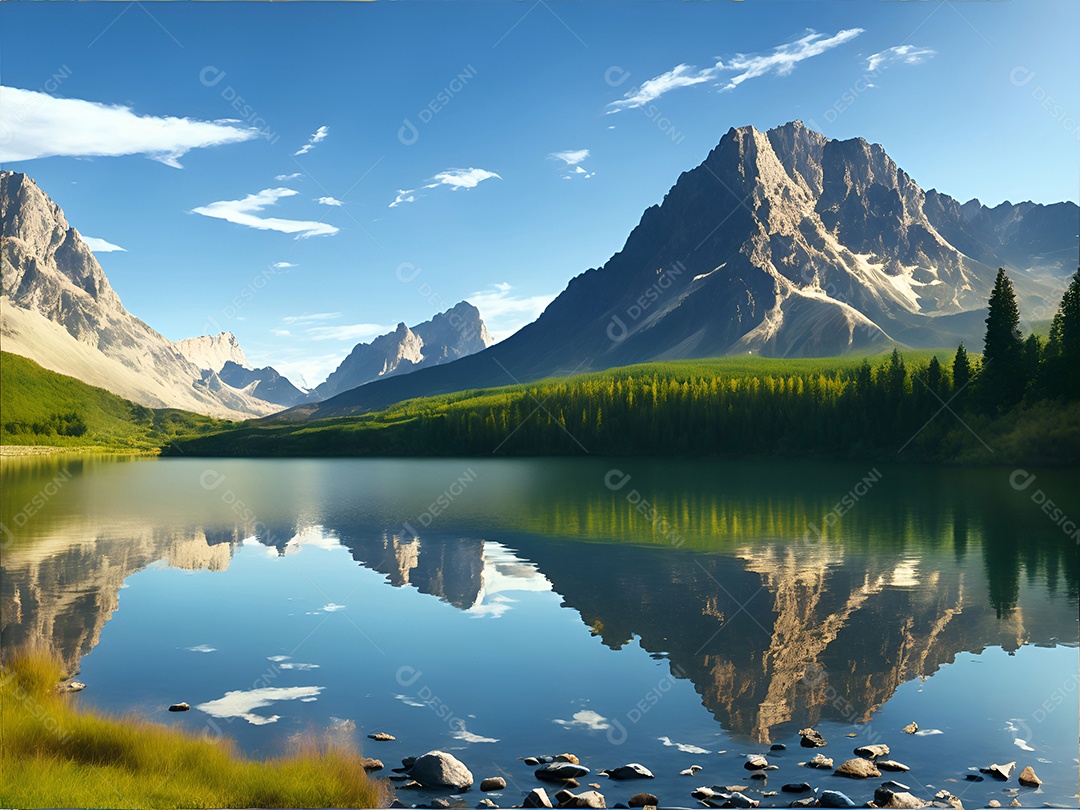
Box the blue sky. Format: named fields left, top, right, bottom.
left=2, top=1, right=1077, bottom=386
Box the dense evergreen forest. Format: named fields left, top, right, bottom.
left=171, top=269, right=1080, bottom=464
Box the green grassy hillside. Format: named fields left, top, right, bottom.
left=1, top=352, right=234, bottom=452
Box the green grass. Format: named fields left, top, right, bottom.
left=0, top=352, right=234, bottom=453
left=0, top=649, right=391, bottom=809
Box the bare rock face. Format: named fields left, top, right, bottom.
left=0, top=171, right=277, bottom=418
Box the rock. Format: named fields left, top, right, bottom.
left=798, top=728, right=827, bottom=748
left=770, top=743, right=787, bottom=751
left=680, top=765, right=703, bottom=776
left=603, top=764, right=654, bottom=780
left=478, top=800, right=498, bottom=809
left=834, top=758, right=881, bottom=779
left=167, top=702, right=190, bottom=712
left=963, top=774, right=983, bottom=782
left=877, top=790, right=928, bottom=809
left=410, top=751, right=474, bottom=791
left=588, top=784, right=601, bottom=790
left=390, top=801, right=408, bottom=809
left=431, top=799, right=452, bottom=809
left=360, top=757, right=384, bottom=772
left=882, top=782, right=911, bottom=792
left=627, top=794, right=658, bottom=807
left=853, top=744, right=890, bottom=758
left=743, top=755, right=769, bottom=770
left=721, top=786, right=747, bottom=793
left=539, top=756, right=556, bottom=764
left=806, top=753, right=833, bottom=769
left=1009, top=801, right=1021, bottom=808
left=691, top=787, right=716, bottom=800
left=369, top=732, right=396, bottom=741
left=933, top=790, right=963, bottom=809
left=523, top=788, right=554, bottom=809
left=536, top=763, right=590, bottom=782
left=878, top=760, right=910, bottom=772
left=748, top=772, right=768, bottom=781
left=790, top=799, right=817, bottom=808
left=402, top=781, right=423, bottom=789
left=524, top=758, right=541, bottom=767
left=985, top=762, right=1016, bottom=781
left=902, top=722, right=918, bottom=735
left=555, top=754, right=581, bottom=764
left=58, top=680, right=86, bottom=693
left=481, top=777, right=506, bottom=792
left=564, top=780, right=580, bottom=789
left=987, top=802, right=1001, bottom=808
left=403, top=757, right=418, bottom=769
left=780, top=783, right=811, bottom=793
left=560, top=790, right=606, bottom=809
left=1018, top=766, right=1041, bottom=787
left=726, top=792, right=758, bottom=808
left=554, top=790, right=576, bottom=806
left=817, top=790, right=857, bottom=808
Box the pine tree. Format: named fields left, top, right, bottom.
left=953, top=343, right=972, bottom=397
left=1044, top=268, right=1080, bottom=399
left=981, top=268, right=1026, bottom=410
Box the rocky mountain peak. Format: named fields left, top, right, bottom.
left=174, top=331, right=249, bottom=373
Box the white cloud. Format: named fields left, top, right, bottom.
left=550, top=149, right=594, bottom=180
left=553, top=710, right=611, bottom=731
left=81, top=235, right=126, bottom=253
left=866, top=45, right=937, bottom=73
left=196, top=686, right=322, bottom=725
left=0, top=86, right=258, bottom=167
left=272, top=261, right=297, bottom=268
left=425, top=167, right=501, bottom=190
left=608, top=28, right=864, bottom=111
left=316, top=196, right=344, bottom=206
left=389, top=189, right=417, bottom=208
left=294, top=125, right=329, bottom=156
left=304, top=323, right=393, bottom=342
left=271, top=328, right=292, bottom=337
left=467, top=283, right=556, bottom=343
left=192, top=187, right=339, bottom=238
left=276, top=172, right=303, bottom=181
left=283, top=312, right=342, bottom=325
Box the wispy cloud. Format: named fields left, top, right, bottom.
left=866, top=44, right=937, bottom=73
left=283, top=312, right=342, bottom=325
left=467, top=282, right=555, bottom=343
left=0, top=86, right=257, bottom=167
left=293, top=125, right=328, bottom=156
left=276, top=172, right=303, bottom=181
left=272, top=261, right=297, bottom=269
left=550, top=149, right=594, bottom=180
left=390, top=168, right=501, bottom=207
left=192, top=188, right=339, bottom=238
left=316, top=196, right=344, bottom=206
left=608, top=28, right=864, bottom=112
left=81, top=235, right=126, bottom=253
left=304, top=323, right=393, bottom=342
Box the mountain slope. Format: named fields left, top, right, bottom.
left=176, top=331, right=307, bottom=408
left=313, top=301, right=492, bottom=400
left=0, top=172, right=277, bottom=419
left=174, top=332, right=248, bottom=374
left=282, top=121, right=1077, bottom=420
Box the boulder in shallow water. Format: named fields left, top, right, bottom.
left=480, top=777, right=505, bottom=792
left=560, top=790, right=606, bottom=809
left=360, top=757, right=384, bottom=772
left=805, top=753, right=833, bottom=769
left=818, top=790, right=857, bottom=808
left=902, top=722, right=918, bottom=734
left=523, top=788, right=553, bottom=808
left=798, top=728, right=827, bottom=748
left=1018, top=766, right=1041, bottom=787
left=603, top=764, right=654, bottom=780
left=410, top=750, right=474, bottom=790
left=853, top=743, right=890, bottom=759
left=627, top=794, right=657, bottom=807
left=835, top=757, right=880, bottom=779
left=984, top=762, right=1016, bottom=781
left=743, top=755, right=768, bottom=771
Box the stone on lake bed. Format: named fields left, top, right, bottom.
left=798, top=728, right=827, bottom=748
left=835, top=758, right=881, bottom=778
left=781, top=783, right=811, bottom=793
left=818, top=790, right=857, bottom=808
left=167, top=702, right=190, bottom=712
left=523, top=788, right=554, bottom=808
left=369, top=732, right=396, bottom=741
left=806, top=753, right=833, bottom=769
left=627, top=794, right=658, bottom=807
left=410, top=751, right=474, bottom=790
left=769, top=743, right=786, bottom=751
left=902, top=722, right=918, bottom=734
left=603, top=764, right=654, bottom=780
left=1018, top=766, right=1041, bottom=787
left=853, top=743, right=890, bottom=758
left=480, top=777, right=506, bottom=792
left=878, top=760, right=911, bottom=772
left=536, top=763, right=590, bottom=782
left=743, top=755, right=768, bottom=770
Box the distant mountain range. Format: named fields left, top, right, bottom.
left=282, top=121, right=1078, bottom=420
left=0, top=171, right=493, bottom=417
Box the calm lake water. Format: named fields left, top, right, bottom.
left=2, top=455, right=1078, bottom=808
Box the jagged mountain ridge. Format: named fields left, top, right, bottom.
left=174, top=332, right=249, bottom=375
left=0, top=172, right=277, bottom=419
left=313, top=301, right=493, bottom=400
left=175, top=331, right=307, bottom=408
left=285, top=121, right=1077, bottom=420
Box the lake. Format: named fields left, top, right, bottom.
left=2, top=455, right=1077, bottom=808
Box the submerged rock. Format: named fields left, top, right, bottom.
left=780, top=783, right=811, bottom=793
left=410, top=751, right=474, bottom=790
left=798, top=728, right=827, bottom=748
left=167, top=702, right=190, bottom=712
left=1018, top=766, right=1041, bottom=787
left=555, top=754, right=580, bottom=764
left=627, top=794, right=657, bottom=807
left=537, top=763, right=590, bottom=782
left=835, top=757, right=881, bottom=778
left=480, top=777, right=506, bottom=792
left=818, top=790, right=857, bottom=808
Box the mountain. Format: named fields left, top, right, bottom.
left=312, top=301, right=493, bottom=400
left=176, top=331, right=307, bottom=408
left=174, top=332, right=249, bottom=375
left=283, top=121, right=1078, bottom=420
left=0, top=172, right=276, bottom=419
